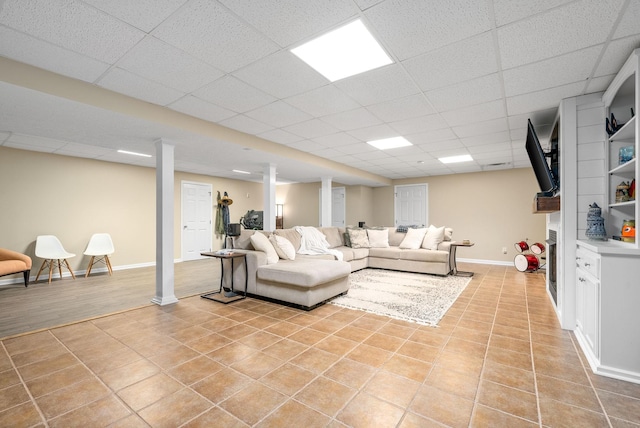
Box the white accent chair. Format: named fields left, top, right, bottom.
left=84, top=233, right=114, bottom=277
left=35, top=235, right=76, bottom=283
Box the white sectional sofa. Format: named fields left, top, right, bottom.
left=228, top=225, right=454, bottom=310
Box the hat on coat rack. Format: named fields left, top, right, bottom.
left=221, top=192, right=233, bottom=205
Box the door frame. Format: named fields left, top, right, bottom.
left=394, top=183, right=428, bottom=227
left=181, top=180, right=212, bottom=261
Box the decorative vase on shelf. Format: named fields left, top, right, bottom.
left=585, top=203, right=607, bottom=241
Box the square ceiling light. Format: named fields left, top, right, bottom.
left=439, top=154, right=473, bottom=164
left=367, top=136, right=412, bottom=150
left=291, top=19, right=393, bottom=82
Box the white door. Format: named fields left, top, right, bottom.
left=332, top=187, right=346, bottom=227
left=319, top=187, right=346, bottom=227
left=182, top=182, right=212, bottom=261
left=394, top=184, right=428, bottom=227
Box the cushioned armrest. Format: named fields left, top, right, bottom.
left=0, top=248, right=32, bottom=268
left=437, top=241, right=452, bottom=252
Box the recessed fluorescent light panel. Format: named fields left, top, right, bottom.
left=232, top=169, right=251, bottom=174
left=367, top=136, right=412, bottom=150
left=291, top=19, right=393, bottom=82
left=117, top=149, right=152, bottom=158
left=439, top=154, right=473, bottom=164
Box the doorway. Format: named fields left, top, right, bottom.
left=181, top=181, right=212, bottom=261
left=318, top=187, right=346, bottom=227
left=394, top=184, right=428, bottom=227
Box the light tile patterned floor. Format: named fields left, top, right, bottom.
left=1, top=264, right=640, bottom=427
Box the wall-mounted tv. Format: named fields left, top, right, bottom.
left=526, top=119, right=558, bottom=197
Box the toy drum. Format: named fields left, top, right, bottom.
left=530, top=242, right=546, bottom=254
left=514, top=241, right=529, bottom=253
left=514, top=254, right=539, bottom=272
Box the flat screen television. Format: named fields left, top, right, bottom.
left=526, top=119, right=558, bottom=196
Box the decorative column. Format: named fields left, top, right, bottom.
left=152, top=139, right=178, bottom=306
left=263, top=164, right=277, bottom=231
left=321, top=176, right=332, bottom=227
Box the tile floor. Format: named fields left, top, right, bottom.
left=1, top=264, right=640, bottom=427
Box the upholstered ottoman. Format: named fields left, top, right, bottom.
left=255, top=260, right=351, bottom=310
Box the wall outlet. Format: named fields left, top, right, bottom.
left=502, top=247, right=507, bottom=254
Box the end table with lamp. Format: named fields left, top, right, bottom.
left=449, top=241, right=474, bottom=277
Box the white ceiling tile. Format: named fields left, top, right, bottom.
left=284, top=119, right=339, bottom=139
left=0, top=27, right=110, bottom=83
left=311, top=133, right=360, bottom=147
left=466, top=142, right=512, bottom=154
left=354, top=0, right=385, bottom=10
left=406, top=128, right=458, bottom=145
left=404, top=33, right=498, bottom=92
left=452, top=118, right=509, bottom=138
left=321, top=108, right=382, bottom=131
left=497, top=0, right=624, bottom=69
left=364, top=0, right=491, bottom=60
left=152, top=0, right=279, bottom=72
left=0, top=0, right=145, bottom=63
left=367, top=94, right=435, bottom=122
left=503, top=46, right=601, bottom=97
left=219, top=0, right=359, bottom=47
left=0, top=132, right=10, bottom=144
left=415, top=139, right=464, bottom=153
left=286, top=139, right=321, bottom=152
left=116, top=36, right=224, bottom=93
left=614, top=0, right=640, bottom=39
left=426, top=74, right=502, bottom=111
left=309, top=147, right=346, bottom=159
left=460, top=131, right=511, bottom=147
left=506, top=81, right=586, bottom=116
left=219, top=114, right=274, bottom=135
left=245, top=101, right=313, bottom=128
left=194, top=76, right=276, bottom=113
left=234, top=51, right=329, bottom=98
left=442, top=100, right=506, bottom=127
left=258, top=129, right=303, bottom=145
left=594, top=35, right=640, bottom=77
left=336, top=142, right=377, bottom=155
left=54, top=142, right=113, bottom=158
left=492, top=0, right=574, bottom=26
left=585, top=74, right=616, bottom=94
left=389, top=114, right=448, bottom=135
left=286, top=85, right=360, bottom=117
left=335, top=64, right=419, bottom=106
left=168, top=96, right=236, bottom=122
left=97, top=67, right=185, bottom=106
left=6, top=133, right=67, bottom=151
left=82, top=0, right=188, bottom=32
left=346, top=124, right=399, bottom=142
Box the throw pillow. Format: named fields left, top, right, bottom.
left=399, top=227, right=427, bottom=249
left=347, top=228, right=370, bottom=249
left=444, top=227, right=453, bottom=241
left=269, top=234, right=296, bottom=260
left=367, top=228, right=389, bottom=248
left=396, top=224, right=424, bottom=233
left=422, top=225, right=445, bottom=250
left=343, top=232, right=352, bottom=247
left=250, top=232, right=279, bottom=264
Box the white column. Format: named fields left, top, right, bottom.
left=263, top=164, right=277, bottom=231
left=321, top=176, right=332, bottom=227
left=152, top=139, right=178, bottom=306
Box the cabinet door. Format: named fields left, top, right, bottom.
left=577, top=270, right=600, bottom=358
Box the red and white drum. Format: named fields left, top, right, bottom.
left=530, top=242, right=546, bottom=255
left=514, top=241, right=529, bottom=253
left=514, top=254, right=539, bottom=272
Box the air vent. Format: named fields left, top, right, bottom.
left=481, top=162, right=512, bottom=170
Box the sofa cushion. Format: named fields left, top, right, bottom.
left=0, top=260, right=29, bottom=276
left=257, top=260, right=351, bottom=287
left=250, top=233, right=279, bottom=264
left=269, top=234, right=296, bottom=260
left=367, top=228, right=389, bottom=248
left=422, top=225, right=445, bottom=250
left=347, top=228, right=370, bottom=248
left=368, top=247, right=448, bottom=263
left=399, top=228, right=427, bottom=249
left=319, top=227, right=343, bottom=248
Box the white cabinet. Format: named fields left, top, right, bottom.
left=575, top=241, right=640, bottom=384
left=603, top=49, right=639, bottom=246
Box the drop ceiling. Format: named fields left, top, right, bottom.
left=1, top=0, right=639, bottom=186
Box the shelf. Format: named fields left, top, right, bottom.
left=609, top=116, right=636, bottom=142
left=533, top=195, right=560, bottom=213
left=609, top=158, right=636, bottom=175
left=609, top=200, right=635, bottom=209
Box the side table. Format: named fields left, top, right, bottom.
left=200, top=251, right=247, bottom=303
left=449, top=242, right=474, bottom=277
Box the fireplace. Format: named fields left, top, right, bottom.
left=547, top=229, right=557, bottom=305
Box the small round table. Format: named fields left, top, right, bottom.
left=449, top=242, right=474, bottom=277
left=200, top=251, right=247, bottom=303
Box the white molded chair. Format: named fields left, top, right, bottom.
left=35, top=235, right=76, bottom=283
left=84, top=233, right=114, bottom=277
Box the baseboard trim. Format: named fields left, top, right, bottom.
left=458, top=258, right=514, bottom=267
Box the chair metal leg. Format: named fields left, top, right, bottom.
left=23, top=269, right=30, bottom=287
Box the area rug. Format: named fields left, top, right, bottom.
left=331, top=269, right=471, bottom=327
